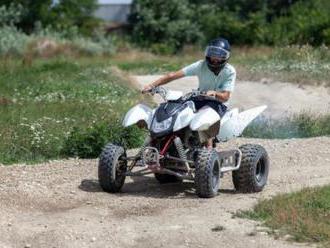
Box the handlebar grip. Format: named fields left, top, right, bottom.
left=141, top=87, right=154, bottom=94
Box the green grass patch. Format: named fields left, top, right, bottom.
left=0, top=58, right=146, bottom=165
left=237, top=185, right=330, bottom=246
left=243, top=113, right=330, bottom=139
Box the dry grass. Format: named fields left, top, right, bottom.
left=110, top=45, right=330, bottom=87
left=237, top=186, right=330, bottom=246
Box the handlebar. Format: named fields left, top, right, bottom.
left=142, top=86, right=168, bottom=100
left=142, top=86, right=217, bottom=102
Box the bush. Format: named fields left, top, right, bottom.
left=0, top=59, right=144, bottom=164
left=0, top=0, right=99, bottom=35
left=0, top=25, right=29, bottom=56
left=62, top=121, right=145, bottom=158
left=129, top=0, right=202, bottom=53
left=243, top=113, right=330, bottom=139
left=129, top=0, right=330, bottom=49
left=0, top=24, right=116, bottom=57
left=0, top=3, right=24, bottom=26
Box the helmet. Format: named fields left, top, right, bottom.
left=205, top=38, right=231, bottom=74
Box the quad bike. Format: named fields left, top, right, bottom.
left=98, top=87, right=269, bottom=198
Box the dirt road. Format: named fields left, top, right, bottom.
left=1, top=76, right=330, bottom=248
left=133, top=75, right=330, bottom=117
left=1, top=138, right=330, bottom=248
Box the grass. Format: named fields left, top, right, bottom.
left=0, top=45, right=329, bottom=164
left=237, top=185, right=330, bottom=247
left=110, top=45, right=330, bottom=86
left=0, top=58, right=146, bottom=165
left=243, top=113, right=330, bottom=139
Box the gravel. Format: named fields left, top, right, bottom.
left=0, top=137, right=329, bottom=248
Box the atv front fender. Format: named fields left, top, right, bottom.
left=122, top=104, right=153, bottom=128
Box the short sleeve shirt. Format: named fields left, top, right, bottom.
left=182, top=60, right=236, bottom=93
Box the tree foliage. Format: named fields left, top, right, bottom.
left=0, top=0, right=98, bottom=34
left=129, top=0, right=202, bottom=53
left=130, top=0, right=330, bottom=51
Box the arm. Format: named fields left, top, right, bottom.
left=142, top=70, right=185, bottom=93
left=207, top=67, right=236, bottom=102
left=206, top=90, right=231, bottom=102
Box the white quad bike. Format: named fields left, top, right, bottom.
left=98, top=86, right=269, bottom=198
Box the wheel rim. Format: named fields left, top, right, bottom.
left=212, top=160, right=220, bottom=190
left=255, top=159, right=266, bottom=183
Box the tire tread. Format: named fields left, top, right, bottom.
left=232, top=144, right=269, bottom=193
left=98, top=143, right=126, bottom=193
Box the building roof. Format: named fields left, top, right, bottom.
left=98, top=0, right=133, bottom=4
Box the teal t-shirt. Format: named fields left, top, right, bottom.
left=182, top=60, right=236, bottom=93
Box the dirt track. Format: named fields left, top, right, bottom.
left=1, top=76, right=330, bottom=248
left=133, top=75, right=330, bottom=118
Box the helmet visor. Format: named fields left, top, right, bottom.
left=205, top=46, right=230, bottom=60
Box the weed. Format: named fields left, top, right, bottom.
left=237, top=185, right=330, bottom=246
left=0, top=59, right=145, bottom=164
left=243, top=113, right=330, bottom=139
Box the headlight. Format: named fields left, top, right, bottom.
left=151, top=117, right=172, bottom=133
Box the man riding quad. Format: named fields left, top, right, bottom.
left=99, top=37, right=269, bottom=198
left=143, top=37, right=236, bottom=148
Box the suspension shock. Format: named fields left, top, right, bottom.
left=174, top=137, right=191, bottom=172
left=138, top=136, right=151, bottom=157
left=128, top=136, right=151, bottom=169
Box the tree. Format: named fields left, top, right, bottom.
left=50, top=0, right=99, bottom=35
left=0, top=0, right=52, bottom=32
left=129, top=0, right=202, bottom=53
left=0, top=0, right=98, bottom=34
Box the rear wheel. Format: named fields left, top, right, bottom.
left=232, top=144, right=269, bottom=193
left=195, top=149, right=221, bottom=198
left=98, top=143, right=127, bottom=193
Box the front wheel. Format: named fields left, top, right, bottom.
left=98, top=143, right=127, bottom=193
left=194, top=149, right=221, bottom=198
left=232, top=144, right=269, bottom=193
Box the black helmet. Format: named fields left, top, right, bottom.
left=205, top=38, right=231, bottom=74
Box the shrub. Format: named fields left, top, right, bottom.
left=129, top=0, right=202, bottom=53
left=243, top=113, right=330, bottom=139
left=0, top=3, right=24, bottom=26
left=129, top=0, right=330, bottom=49
left=0, top=25, right=30, bottom=56
left=0, top=59, right=144, bottom=164
left=0, top=0, right=99, bottom=35
left=267, top=0, right=330, bottom=45
left=0, top=24, right=116, bottom=57
left=62, top=121, right=145, bottom=158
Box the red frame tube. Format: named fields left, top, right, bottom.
left=160, top=135, right=175, bottom=155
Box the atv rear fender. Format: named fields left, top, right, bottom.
left=217, top=105, right=267, bottom=141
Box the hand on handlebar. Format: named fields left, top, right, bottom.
left=141, top=84, right=154, bottom=94
left=206, top=90, right=217, bottom=98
